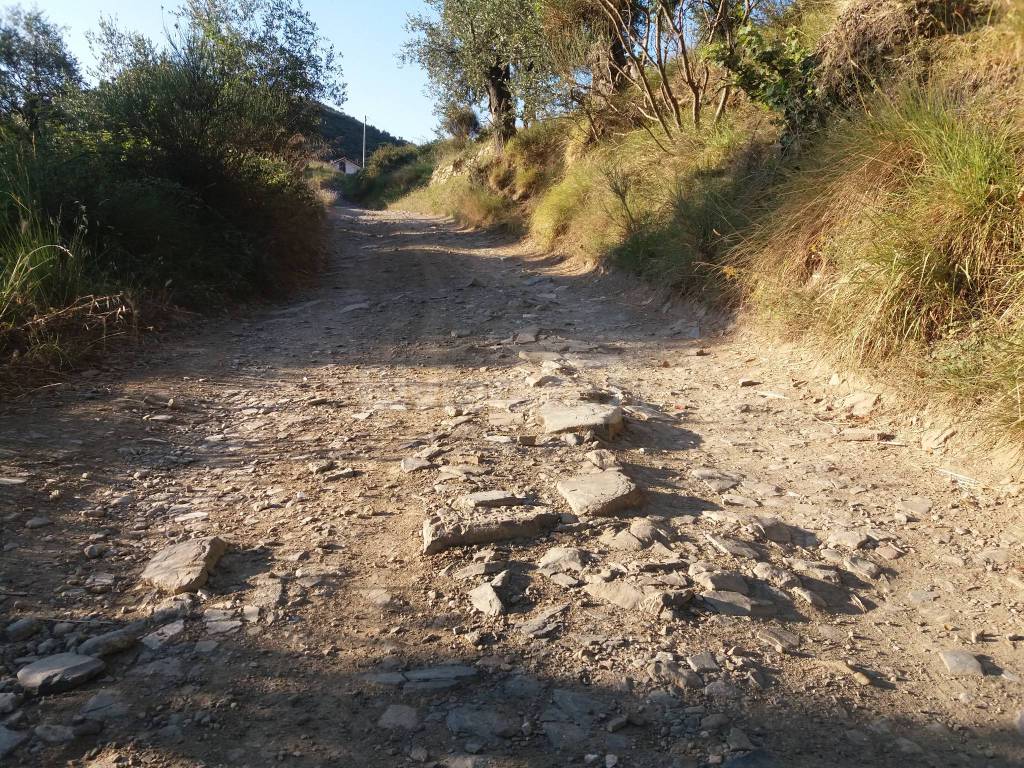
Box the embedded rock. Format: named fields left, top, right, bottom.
left=538, top=547, right=589, bottom=575
left=378, top=704, right=419, bottom=730
left=536, top=402, right=624, bottom=440
left=0, top=726, right=27, bottom=758
left=78, top=622, right=148, bottom=657
left=556, top=470, right=643, bottom=517
left=468, top=583, right=505, bottom=616
left=938, top=650, right=983, bottom=678
left=701, top=591, right=775, bottom=618
left=140, top=536, right=228, bottom=594
left=584, top=580, right=645, bottom=610
left=423, top=507, right=559, bottom=555
left=693, top=571, right=749, bottom=595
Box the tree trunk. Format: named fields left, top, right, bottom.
left=609, top=34, right=628, bottom=91
left=714, top=84, right=731, bottom=126
left=486, top=63, right=515, bottom=147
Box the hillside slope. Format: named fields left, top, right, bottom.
left=319, top=105, right=406, bottom=161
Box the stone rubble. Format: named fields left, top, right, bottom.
left=0, top=207, right=1018, bottom=768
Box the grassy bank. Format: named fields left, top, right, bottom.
left=355, top=0, right=1024, bottom=446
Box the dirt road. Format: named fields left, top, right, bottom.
left=1, top=205, right=1022, bottom=768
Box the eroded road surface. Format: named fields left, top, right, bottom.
left=1, top=206, right=1023, bottom=768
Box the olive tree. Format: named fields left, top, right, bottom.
left=0, top=6, right=81, bottom=132
left=591, top=0, right=789, bottom=143
left=537, top=0, right=639, bottom=139
left=404, top=0, right=551, bottom=146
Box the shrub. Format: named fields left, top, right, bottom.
left=346, top=143, right=436, bottom=208
left=1, top=0, right=339, bottom=375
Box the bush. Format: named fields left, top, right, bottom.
left=345, top=143, right=436, bottom=208
left=0, top=0, right=338, bottom=374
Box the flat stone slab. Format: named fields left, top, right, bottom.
left=694, top=571, right=749, bottom=595
left=584, top=580, right=645, bottom=610
left=538, top=547, right=589, bottom=574
left=705, top=534, right=759, bottom=560
left=546, top=688, right=608, bottom=728
left=80, top=690, right=131, bottom=722
left=702, top=590, right=775, bottom=618
left=517, top=603, right=570, bottom=638
left=687, top=652, right=720, bottom=673
left=141, top=536, right=227, bottom=594
left=938, top=649, right=984, bottom=677
left=404, top=665, right=477, bottom=682
left=556, top=470, right=643, bottom=517
left=446, top=706, right=519, bottom=741
left=17, top=653, right=105, bottom=694
left=691, top=467, right=743, bottom=492
left=423, top=508, right=559, bottom=555
left=536, top=402, right=624, bottom=440
left=401, top=665, right=478, bottom=691
left=142, top=620, right=185, bottom=650
left=378, top=704, right=419, bottom=730
left=400, top=457, right=434, bottom=473
left=758, top=628, right=799, bottom=653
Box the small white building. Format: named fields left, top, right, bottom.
left=333, top=156, right=362, bottom=175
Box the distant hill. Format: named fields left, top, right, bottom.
left=319, top=105, right=406, bottom=162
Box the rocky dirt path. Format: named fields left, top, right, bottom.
left=1, top=205, right=1022, bottom=768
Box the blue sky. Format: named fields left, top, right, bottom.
left=39, top=0, right=438, bottom=142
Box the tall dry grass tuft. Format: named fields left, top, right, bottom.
left=0, top=170, right=88, bottom=332
left=398, top=175, right=520, bottom=230
left=0, top=163, right=139, bottom=374
left=731, top=49, right=1024, bottom=437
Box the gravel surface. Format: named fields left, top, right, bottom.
left=0, top=205, right=1021, bottom=768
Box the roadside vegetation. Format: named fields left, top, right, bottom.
left=346, top=0, right=1024, bottom=446
left=0, top=0, right=344, bottom=376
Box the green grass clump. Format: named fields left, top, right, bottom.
left=732, top=69, right=1024, bottom=436
left=0, top=203, right=87, bottom=329
left=529, top=113, right=776, bottom=288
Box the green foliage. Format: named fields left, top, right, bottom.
left=710, top=24, right=817, bottom=138
left=528, top=115, right=776, bottom=287
left=404, top=0, right=553, bottom=141
left=487, top=119, right=567, bottom=198
left=0, top=0, right=340, bottom=372
left=0, top=6, right=81, bottom=132
left=175, top=0, right=344, bottom=131
left=344, top=143, right=439, bottom=209
left=440, top=103, right=481, bottom=140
